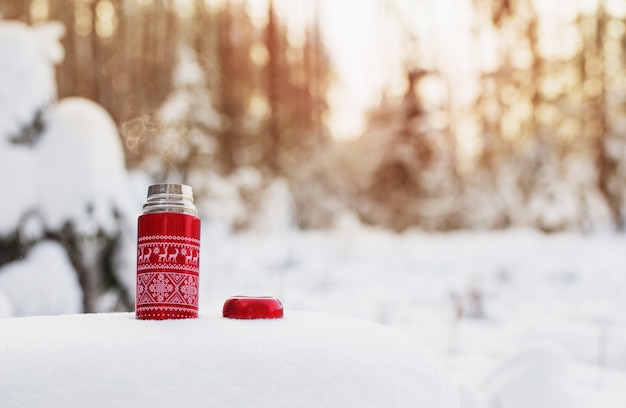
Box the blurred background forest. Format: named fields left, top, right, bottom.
left=5, top=2, right=626, bottom=403
left=3, top=0, right=626, bottom=233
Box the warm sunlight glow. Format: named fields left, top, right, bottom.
left=29, top=0, right=49, bottom=23
left=205, top=0, right=228, bottom=12
left=540, top=77, right=562, bottom=100
left=248, top=93, right=269, bottom=118
left=606, top=0, right=626, bottom=18
left=455, top=117, right=482, bottom=172
left=501, top=111, right=521, bottom=141
left=557, top=118, right=579, bottom=143
left=607, top=19, right=626, bottom=39
left=174, top=0, right=195, bottom=20
left=584, top=78, right=603, bottom=98
left=74, top=5, right=93, bottom=37
left=537, top=25, right=582, bottom=60
left=238, top=0, right=480, bottom=141
left=249, top=42, right=269, bottom=67
left=536, top=104, right=558, bottom=126
left=96, top=0, right=118, bottom=38
left=510, top=44, right=534, bottom=70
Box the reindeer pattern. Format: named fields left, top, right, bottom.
left=137, top=238, right=200, bottom=268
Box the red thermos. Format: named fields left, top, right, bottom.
left=136, top=184, right=201, bottom=320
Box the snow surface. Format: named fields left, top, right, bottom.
left=0, top=311, right=459, bottom=408
left=3, top=228, right=626, bottom=407
left=0, top=241, right=81, bottom=317
left=193, top=227, right=626, bottom=408
left=483, top=342, right=577, bottom=408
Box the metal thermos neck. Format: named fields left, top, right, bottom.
left=142, top=184, right=197, bottom=216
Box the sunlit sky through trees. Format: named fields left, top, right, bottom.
left=27, top=0, right=464, bottom=140
left=213, top=0, right=450, bottom=141
left=267, top=0, right=468, bottom=141
left=274, top=0, right=626, bottom=146
left=22, top=0, right=626, bottom=149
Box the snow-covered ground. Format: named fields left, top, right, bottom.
left=194, top=225, right=626, bottom=407
left=1, top=19, right=625, bottom=407
left=2, top=225, right=625, bottom=407
left=0, top=311, right=460, bottom=408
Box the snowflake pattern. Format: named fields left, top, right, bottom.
left=148, top=273, right=174, bottom=302
left=137, top=280, right=145, bottom=296
left=180, top=276, right=198, bottom=304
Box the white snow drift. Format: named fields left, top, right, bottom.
left=0, top=311, right=460, bottom=408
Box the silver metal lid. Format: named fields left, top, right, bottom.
left=147, top=184, right=194, bottom=200
left=143, top=183, right=197, bottom=216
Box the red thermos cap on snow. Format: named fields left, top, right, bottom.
left=222, top=296, right=284, bottom=319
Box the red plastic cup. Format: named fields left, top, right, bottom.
left=223, top=296, right=284, bottom=319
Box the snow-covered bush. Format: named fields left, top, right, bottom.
left=483, top=342, right=577, bottom=408
left=0, top=21, right=63, bottom=143
left=0, top=21, right=136, bottom=316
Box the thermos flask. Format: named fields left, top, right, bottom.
left=136, top=184, right=201, bottom=320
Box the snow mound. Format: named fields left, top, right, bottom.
left=0, top=311, right=459, bottom=408
left=35, top=97, right=134, bottom=234
left=0, top=241, right=81, bottom=317
left=483, top=342, right=578, bottom=408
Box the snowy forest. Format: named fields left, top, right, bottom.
left=0, top=1, right=625, bottom=304
left=2, top=0, right=626, bottom=233
left=2, top=0, right=626, bottom=406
